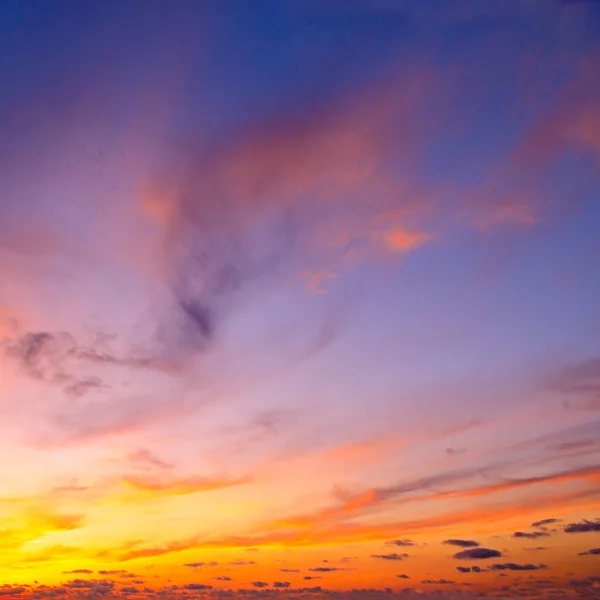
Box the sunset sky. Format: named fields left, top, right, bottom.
left=0, top=1, right=599, bottom=599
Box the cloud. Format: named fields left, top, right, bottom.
left=453, top=548, right=502, bottom=560
left=370, top=553, right=408, bottom=561
left=512, top=531, right=550, bottom=539
left=531, top=518, right=561, bottom=528
left=229, top=560, right=256, bottom=566
left=396, top=574, right=410, bottom=579
left=251, top=581, right=269, bottom=588
left=185, top=561, right=219, bottom=568
left=579, top=548, right=600, bottom=555
left=549, top=357, right=600, bottom=395
left=564, top=518, right=600, bottom=533
left=490, top=563, right=547, bottom=571
left=304, top=577, right=322, bottom=581
left=184, top=583, right=214, bottom=590
left=422, top=580, right=455, bottom=585
left=570, top=576, right=600, bottom=587
left=455, top=566, right=483, bottom=574
left=280, top=569, right=300, bottom=573
left=273, top=582, right=291, bottom=588
left=62, top=569, right=93, bottom=574
left=386, top=539, right=415, bottom=547
left=443, top=539, right=479, bottom=548
left=124, top=474, right=249, bottom=497
left=215, top=576, right=233, bottom=581
left=113, top=536, right=201, bottom=561
left=309, top=567, right=346, bottom=572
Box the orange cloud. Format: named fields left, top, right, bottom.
left=123, top=474, right=250, bottom=497
left=378, top=228, right=433, bottom=253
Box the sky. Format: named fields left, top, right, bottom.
left=0, top=0, right=599, bottom=599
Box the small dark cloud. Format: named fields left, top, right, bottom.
left=386, top=539, right=415, bottom=547
left=456, top=566, right=484, bottom=574
left=524, top=547, right=548, bottom=552
left=62, top=570, right=93, bottom=574
left=531, top=518, right=561, bottom=528
left=422, top=579, right=455, bottom=585
left=251, top=581, right=269, bottom=588
left=64, top=376, right=106, bottom=398
left=309, top=567, right=346, bottom=572
left=453, top=548, right=502, bottom=560
left=569, top=576, right=600, bottom=587
left=303, top=576, right=322, bottom=581
left=548, top=357, right=600, bottom=396
left=513, top=531, right=550, bottom=539
left=280, top=569, right=300, bottom=573
left=273, top=582, right=291, bottom=588
left=65, top=579, right=115, bottom=591
left=396, top=574, right=410, bottom=579
left=229, top=560, right=256, bottom=566
left=184, top=583, right=213, bottom=590
left=214, top=576, right=232, bottom=581
left=185, top=562, right=218, bottom=568
left=371, top=553, right=408, bottom=561
left=564, top=518, right=600, bottom=533
left=491, top=563, right=547, bottom=571
left=445, top=448, right=467, bottom=456
left=579, top=548, right=600, bottom=555
left=443, top=539, right=480, bottom=548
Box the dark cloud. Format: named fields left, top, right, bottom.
left=309, top=567, right=346, bottom=572
left=303, top=576, right=322, bottom=581
left=548, top=357, right=600, bottom=395
left=215, top=576, right=233, bottom=581
left=64, top=579, right=115, bottom=592
left=396, top=574, right=410, bottom=579
left=524, top=547, right=548, bottom=552
left=579, top=548, right=600, bottom=555
left=184, top=583, right=214, bottom=590
left=230, top=560, right=256, bottom=566
left=512, top=531, right=550, bottom=539
left=490, top=563, right=546, bottom=571
left=456, top=566, right=483, bottom=574
left=371, top=553, right=408, bottom=561
left=386, top=539, right=415, bottom=547
left=570, top=576, right=600, bottom=588
left=445, top=448, right=467, bottom=456
left=564, top=518, right=600, bottom=533
left=443, top=539, right=480, bottom=548
left=4, top=330, right=170, bottom=385
left=531, top=518, right=560, bottom=528
left=453, top=548, right=502, bottom=560
left=251, top=581, right=269, bottom=588
left=185, top=561, right=219, bottom=568
left=61, top=569, right=93, bottom=574
left=273, top=582, right=291, bottom=588
left=280, top=569, right=300, bottom=573
left=421, top=579, right=455, bottom=585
